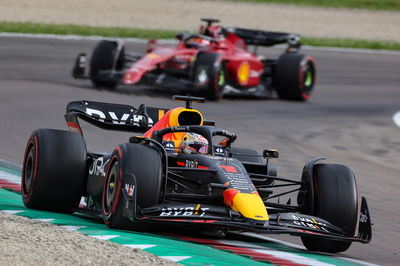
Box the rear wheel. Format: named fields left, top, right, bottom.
left=192, top=52, right=224, bottom=101
left=275, top=53, right=315, bottom=101
left=89, top=40, right=125, bottom=89
left=301, top=163, right=358, bottom=253
left=22, top=129, right=87, bottom=212
left=102, top=143, right=163, bottom=230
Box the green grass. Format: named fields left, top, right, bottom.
left=228, top=0, right=400, bottom=11
left=1, top=21, right=400, bottom=51
left=0, top=22, right=176, bottom=39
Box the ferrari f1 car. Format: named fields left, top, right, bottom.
left=22, top=96, right=370, bottom=253
left=72, top=18, right=316, bottom=101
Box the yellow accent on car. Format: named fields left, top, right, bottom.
left=232, top=192, right=269, bottom=221
left=237, top=62, right=250, bottom=85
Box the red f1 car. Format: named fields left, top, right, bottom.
left=73, top=18, right=316, bottom=101
left=22, top=96, right=370, bottom=253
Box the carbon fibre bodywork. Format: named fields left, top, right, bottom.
left=64, top=97, right=371, bottom=248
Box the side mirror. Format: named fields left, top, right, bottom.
left=263, top=149, right=279, bottom=159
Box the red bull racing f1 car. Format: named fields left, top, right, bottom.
left=72, top=18, right=316, bottom=101
left=22, top=96, right=370, bottom=253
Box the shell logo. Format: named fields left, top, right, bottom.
left=237, top=61, right=250, bottom=85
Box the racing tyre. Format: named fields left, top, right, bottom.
left=102, top=143, right=163, bottom=230
left=21, top=129, right=87, bottom=212
left=89, top=40, right=125, bottom=89
left=301, top=164, right=358, bottom=253
left=192, top=52, right=224, bottom=101
left=275, top=53, right=315, bottom=101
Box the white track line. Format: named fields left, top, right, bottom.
left=393, top=111, right=400, bottom=128
left=1, top=32, right=399, bottom=55
left=124, top=244, right=156, bottom=249
left=236, top=232, right=377, bottom=266
left=90, top=235, right=120, bottom=240
left=159, top=256, right=191, bottom=262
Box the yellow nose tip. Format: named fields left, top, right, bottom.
left=231, top=192, right=269, bottom=221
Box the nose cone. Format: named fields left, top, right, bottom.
left=224, top=189, right=269, bottom=221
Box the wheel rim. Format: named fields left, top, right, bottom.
left=105, top=162, right=119, bottom=213
left=23, top=146, right=35, bottom=195
left=196, top=68, right=208, bottom=84
left=304, top=67, right=313, bottom=87
left=218, top=69, right=225, bottom=87
left=301, top=61, right=315, bottom=98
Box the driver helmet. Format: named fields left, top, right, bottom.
left=180, top=133, right=208, bottom=154
left=186, top=37, right=210, bottom=48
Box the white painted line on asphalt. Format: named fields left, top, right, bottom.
left=218, top=239, right=333, bottom=266
left=236, top=232, right=306, bottom=250
left=0, top=170, right=21, bottom=184
left=237, top=232, right=378, bottom=266
left=337, top=257, right=379, bottom=266
left=1, top=210, right=23, bottom=214
left=393, top=111, right=400, bottom=128
left=1, top=32, right=399, bottom=55
left=124, top=244, right=156, bottom=249
left=90, top=234, right=120, bottom=240
left=34, top=219, right=55, bottom=222
left=159, top=256, right=191, bottom=262
left=0, top=32, right=177, bottom=44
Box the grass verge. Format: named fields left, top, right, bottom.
left=227, top=0, right=400, bottom=11
left=1, top=21, right=400, bottom=51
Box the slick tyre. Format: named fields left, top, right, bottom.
left=192, top=52, right=224, bottom=101
left=301, top=164, right=358, bottom=253
left=102, top=143, right=162, bottom=230
left=275, top=53, right=315, bottom=101
left=21, top=129, right=87, bottom=212
left=89, top=40, right=125, bottom=89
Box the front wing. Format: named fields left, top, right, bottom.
left=137, top=197, right=371, bottom=244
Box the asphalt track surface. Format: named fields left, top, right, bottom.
left=0, top=36, right=399, bottom=265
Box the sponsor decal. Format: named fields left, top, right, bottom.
left=88, top=157, right=110, bottom=176
left=85, top=108, right=153, bottom=126
left=360, top=213, right=369, bottom=223
left=219, top=165, right=237, bottom=173
left=214, top=147, right=225, bottom=155
left=125, top=184, right=135, bottom=197
left=185, top=159, right=199, bottom=168
left=160, top=205, right=209, bottom=217
left=291, top=215, right=328, bottom=232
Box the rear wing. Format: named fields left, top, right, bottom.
left=226, top=27, right=301, bottom=47
left=65, top=100, right=168, bottom=134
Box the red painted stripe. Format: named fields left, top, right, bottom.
left=219, top=165, right=237, bottom=173
left=0, top=179, right=21, bottom=192
left=177, top=236, right=306, bottom=266
left=198, top=165, right=208, bottom=169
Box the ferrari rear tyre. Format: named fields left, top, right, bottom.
left=21, top=129, right=87, bottom=212
left=102, top=143, right=162, bottom=230
left=301, top=163, right=358, bottom=253
left=89, top=40, right=125, bottom=89
left=275, top=53, right=315, bottom=101
left=193, top=52, right=224, bottom=101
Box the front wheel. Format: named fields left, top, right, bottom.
left=301, top=163, right=358, bottom=253
left=102, top=143, right=163, bottom=230
left=89, top=40, right=125, bottom=89
left=192, top=52, right=224, bottom=101
left=274, top=53, right=315, bottom=101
